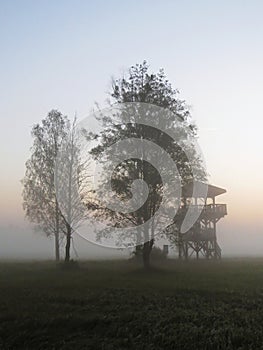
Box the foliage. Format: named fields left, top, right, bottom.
left=22, top=111, right=88, bottom=262
left=55, top=118, right=90, bottom=262
left=22, top=110, right=70, bottom=261
left=86, top=61, right=206, bottom=268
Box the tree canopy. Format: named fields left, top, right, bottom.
left=22, top=111, right=88, bottom=262
left=86, top=61, right=206, bottom=268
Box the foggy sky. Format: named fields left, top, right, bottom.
left=1, top=0, right=263, bottom=258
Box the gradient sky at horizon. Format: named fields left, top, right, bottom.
left=1, top=0, right=263, bottom=257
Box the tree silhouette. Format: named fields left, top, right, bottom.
left=22, top=111, right=88, bottom=262
left=22, top=110, right=69, bottom=261
left=55, top=118, right=90, bottom=262
left=87, top=61, right=206, bottom=268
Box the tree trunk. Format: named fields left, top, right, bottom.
left=55, top=201, right=60, bottom=262
left=142, top=243, right=150, bottom=269
left=142, top=239, right=154, bottom=269
left=55, top=232, right=60, bottom=262
left=65, top=223, right=71, bottom=263
left=55, top=231, right=60, bottom=262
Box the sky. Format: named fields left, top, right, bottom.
left=1, top=0, right=263, bottom=258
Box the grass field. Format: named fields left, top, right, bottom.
left=1, top=258, right=263, bottom=349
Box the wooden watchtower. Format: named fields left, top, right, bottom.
left=178, top=182, right=227, bottom=259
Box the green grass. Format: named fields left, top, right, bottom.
left=1, top=258, right=263, bottom=349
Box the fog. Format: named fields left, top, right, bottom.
left=0, top=224, right=129, bottom=261
left=1, top=1, right=263, bottom=260
left=0, top=220, right=263, bottom=260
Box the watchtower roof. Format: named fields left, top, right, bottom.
left=182, top=181, right=226, bottom=198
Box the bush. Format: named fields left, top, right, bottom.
left=131, top=246, right=168, bottom=261
left=150, top=246, right=168, bottom=261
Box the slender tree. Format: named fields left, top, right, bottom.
left=22, top=110, right=69, bottom=262
left=55, top=118, right=90, bottom=263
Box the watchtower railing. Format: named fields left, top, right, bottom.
left=203, top=204, right=227, bottom=216
left=181, top=204, right=227, bottom=217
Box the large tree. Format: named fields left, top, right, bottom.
left=87, top=61, right=206, bottom=268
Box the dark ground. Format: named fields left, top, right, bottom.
left=1, top=258, right=263, bottom=349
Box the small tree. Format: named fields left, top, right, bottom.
left=22, top=110, right=69, bottom=261
left=23, top=112, right=89, bottom=263
left=55, top=118, right=89, bottom=263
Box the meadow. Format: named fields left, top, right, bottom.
left=1, top=258, right=263, bottom=349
